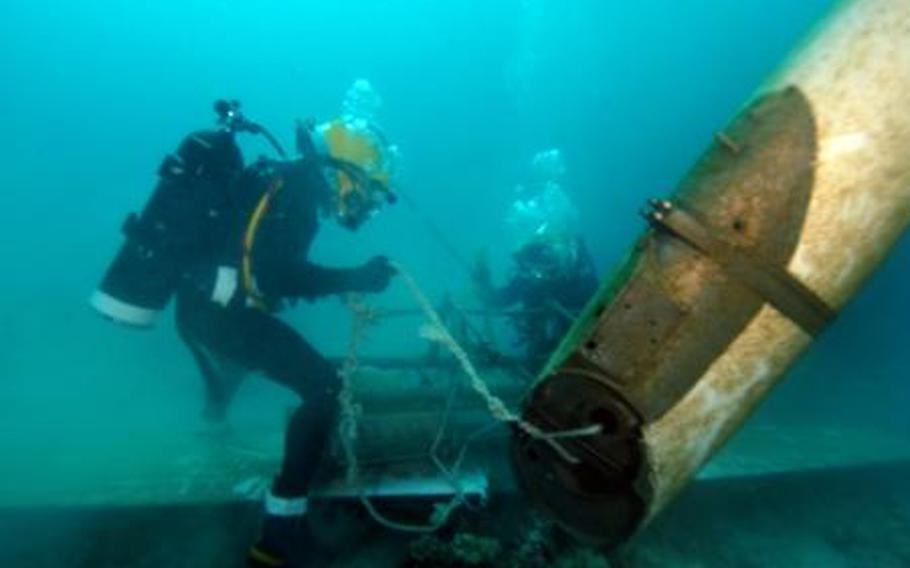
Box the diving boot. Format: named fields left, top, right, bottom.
left=247, top=493, right=321, bottom=568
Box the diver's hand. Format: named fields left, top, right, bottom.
left=351, top=256, right=396, bottom=293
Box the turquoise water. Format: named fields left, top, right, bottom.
left=2, top=0, right=909, bottom=566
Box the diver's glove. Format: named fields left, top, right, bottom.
left=349, top=256, right=396, bottom=293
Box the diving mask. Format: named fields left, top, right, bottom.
left=324, top=157, right=396, bottom=230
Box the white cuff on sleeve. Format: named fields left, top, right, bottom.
left=265, top=492, right=308, bottom=517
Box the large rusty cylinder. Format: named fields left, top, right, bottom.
left=313, top=364, right=525, bottom=484
left=318, top=409, right=512, bottom=479
left=512, top=0, right=910, bottom=546
left=342, top=365, right=526, bottom=414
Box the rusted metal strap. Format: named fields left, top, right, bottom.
left=644, top=199, right=836, bottom=336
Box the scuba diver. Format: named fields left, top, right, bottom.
left=474, top=149, right=598, bottom=375
left=91, top=87, right=399, bottom=567
left=190, top=80, right=396, bottom=425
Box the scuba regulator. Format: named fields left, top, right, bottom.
left=215, top=99, right=288, bottom=159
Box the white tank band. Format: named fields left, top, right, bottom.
left=265, top=492, right=308, bottom=517
left=211, top=266, right=238, bottom=306
left=89, top=290, right=158, bottom=327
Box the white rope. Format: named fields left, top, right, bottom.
left=393, top=262, right=602, bottom=465
left=338, top=295, right=466, bottom=533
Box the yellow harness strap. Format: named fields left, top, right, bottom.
left=247, top=545, right=285, bottom=567
left=242, top=176, right=284, bottom=311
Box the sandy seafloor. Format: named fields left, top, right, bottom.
left=0, top=372, right=907, bottom=568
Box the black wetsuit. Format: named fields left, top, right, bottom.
left=492, top=238, right=598, bottom=373
left=171, top=143, right=390, bottom=497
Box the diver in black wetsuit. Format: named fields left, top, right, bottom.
left=475, top=236, right=598, bottom=374
left=182, top=153, right=395, bottom=568
left=91, top=101, right=398, bottom=568
left=473, top=148, right=598, bottom=375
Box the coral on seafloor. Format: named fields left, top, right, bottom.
left=408, top=532, right=503, bottom=567
left=551, top=548, right=611, bottom=568
left=407, top=527, right=612, bottom=568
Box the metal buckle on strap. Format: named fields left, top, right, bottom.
left=643, top=198, right=835, bottom=336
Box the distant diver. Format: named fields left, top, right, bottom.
left=474, top=149, right=598, bottom=375
left=91, top=81, right=399, bottom=567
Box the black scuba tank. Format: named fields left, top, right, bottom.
left=90, top=129, right=243, bottom=327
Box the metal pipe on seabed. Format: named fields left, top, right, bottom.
left=511, top=0, right=910, bottom=545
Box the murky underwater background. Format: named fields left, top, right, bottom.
left=1, top=0, right=908, bottom=566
